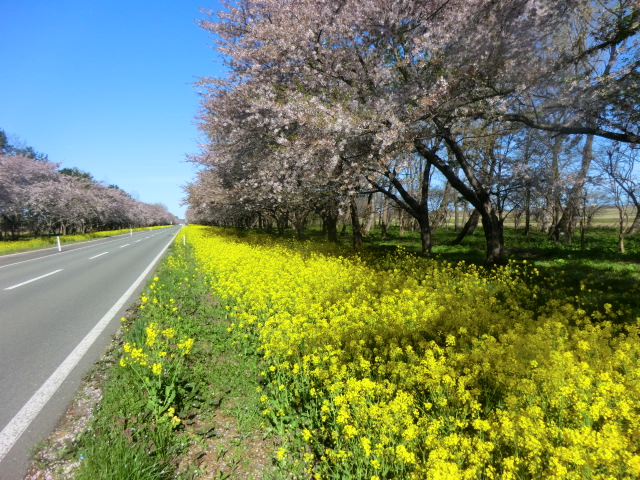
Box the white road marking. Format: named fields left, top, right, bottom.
left=119, top=244, right=130, bottom=248
left=0, top=228, right=180, bottom=462
left=4, top=270, right=63, bottom=291
left=88, top=252, right=109, bottom=260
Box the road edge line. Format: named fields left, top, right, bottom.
left=0, top=228, right=181, bottom=462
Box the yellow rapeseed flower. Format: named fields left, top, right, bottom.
left=182, top=225, right=640, bottom=480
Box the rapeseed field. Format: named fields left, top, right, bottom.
left=184, top=225, right=640, bottom=480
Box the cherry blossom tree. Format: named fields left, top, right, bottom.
left=0, top=154, right=59, bottom=237
left=194, top=0, right=638, bottom=263
left=191, top=75, right=348, bottom=238
left=1, top=152, right=177, bottom=237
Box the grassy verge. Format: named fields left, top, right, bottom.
left=0, top=225, right=174, bottom=256
left=27, top=239, right=276, bottom=479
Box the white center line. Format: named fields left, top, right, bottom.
left=119, top=244, right=130, bottom=248
left=88, top=252, right=109, bottom=260
left=4, top=269, right=63, bottom=290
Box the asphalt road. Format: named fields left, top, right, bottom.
left=0, top=226, right=181, bottom=479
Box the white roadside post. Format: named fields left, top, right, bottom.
left=56, top=236, right=61, bottom=252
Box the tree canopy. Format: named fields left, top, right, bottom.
left=187, top=0, right=639, bottom=263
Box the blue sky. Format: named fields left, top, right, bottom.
left=0, top=0, right=226, bottom=219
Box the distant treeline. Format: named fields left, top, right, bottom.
left=0, top=129, right=177, bottom=239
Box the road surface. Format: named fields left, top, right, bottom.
left=0, top=226, right=181, bottom=479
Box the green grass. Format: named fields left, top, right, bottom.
left=73, top=433, right=171, bottom=480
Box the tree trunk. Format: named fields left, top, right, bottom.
left=349, top=195, right=364, bottom=248
left=295, top=226, right=305, bottom=240
left=619, top=208, right=626, bottom=253
left=550, top=135, right=594, bottom=242
left=293, top=212, right=309, bottom=240
left=450, top=209, right=480, bottom=245
left=362, top=193, right=376, bottom=235
left=380, top=195, right=391, bottom=239
left=417, top=212, right=432, bottom=256
left=481, top=209, right=505, bottom=266
left=323, top=212, right=339, bottom=243
left=523, top=186, right=531, bottom=236
left=624, top=190, right=640, bottom=236
left=454, top=199, right=460, bottom=230
left=548, top=136, right=564, bottom=239
left=432, top=180, right=453, bottom=232
left=627, top=209, right=640, bottom=236
left=580, top=199, right=585, bottom=251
